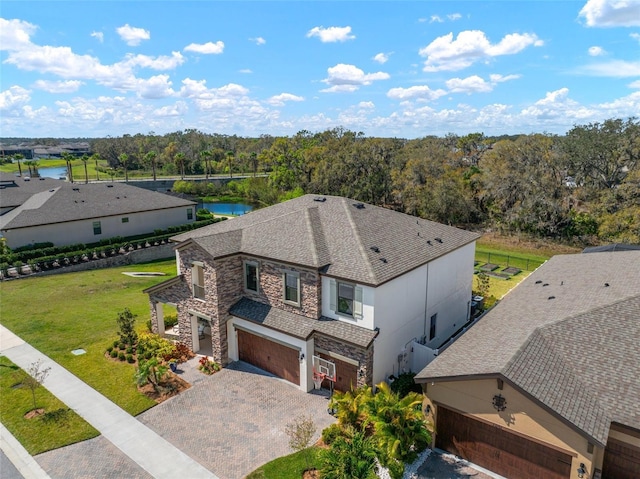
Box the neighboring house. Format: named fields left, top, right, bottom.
left=415, top=251, right=640, bottom=479
left=0, top=173, right=196, bottom=248
left=144, top=194, right=479, bottom=392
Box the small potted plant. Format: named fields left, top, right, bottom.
left=168, top=359, right=178, bottom=373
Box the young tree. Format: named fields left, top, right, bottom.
left=285, top=415, right=317, bottom=470
left=116, top=308, right=138, bottom=345
left=22, top=359, right=52, bottom=411
left=135, top=357, right=168, bottom=393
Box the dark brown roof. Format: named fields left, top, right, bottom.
left=416, top=251, right=640, bottom=445
left=172, top=194, right=480, bottom=286
left=229, top=297, right=378, bottom=348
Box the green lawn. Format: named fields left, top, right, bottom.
left=246, top=447, right=323, bottom=479
left=0, top=259, right=178, bottom=416
left=0, top=356, right=99, bottom=455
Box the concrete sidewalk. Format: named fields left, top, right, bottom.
left=0, top=325, right=217, bottom=479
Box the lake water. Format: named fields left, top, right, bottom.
left=200, top=202, right=254, bottom=216
left=36, top=167, right=67, bottom=179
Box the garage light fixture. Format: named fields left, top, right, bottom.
left=577, top=463, right=586, bottom=478
left=492, top=394, right=507, bottom=412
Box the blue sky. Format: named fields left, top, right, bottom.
left=1, top=0, right=639, bottom=139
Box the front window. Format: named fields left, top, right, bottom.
left=187, top=208, right=193, bottom=220
left=192, top=263, right=205, bottom=300
left=244, top=261, right=258, bottom=292
left=121, top=217, right=129, bottom=223
left=338, top=282, right=354, bottom=316
left=93, top=221, right=102, bottom=235
left=284, top=271, right=300, bottom=305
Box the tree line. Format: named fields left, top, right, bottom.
left=9, top=118, right=639, bottom=245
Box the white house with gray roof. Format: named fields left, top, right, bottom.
left=0, top=174, right=196, bottom=248
left=416, top=250, right=640, bottom=479
left=145, top=194, right=479, bottom=393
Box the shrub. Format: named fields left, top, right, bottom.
left=321, top=423, right=342, bottom=446
left=118, top=342, right=126, bottom=350
left=118, top=352, right=125, bottom=361
left=116, top=308, right=138, bottom=346
left=163, top=314, right=178, bottom=329
left=162, top=342, right=195, bottom=363
left=136, top=332, right=175, bottom=360
left=42, top=408, right=70, bottom=424
left=113, top=339, right=119, bottom=348
left=106, top=346, right=113, bottom=353
left=389, top=372, right=422, bottom=398
left=110, top=350, right=118, bottom=358
left=126, top=346, right=133, bottom=354
left=126, top=354, right=134, bottom=363
left=198, top=356, right=221, bottom=375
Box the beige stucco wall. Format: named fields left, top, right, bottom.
left=424, top=378, right=601, bottom=479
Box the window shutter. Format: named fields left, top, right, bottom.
left=329, top=279, right=336, bottom=312
left=354, top=286, right=363, bottom=320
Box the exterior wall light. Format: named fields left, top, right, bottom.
left=577, top=463, right=587, bottom=478
left=492, top=394, right=507, bottom=411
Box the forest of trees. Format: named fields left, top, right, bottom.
left=7, top=118, right=640, bottom=245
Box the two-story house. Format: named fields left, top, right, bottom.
left=144, top=194, right=479, bottom=392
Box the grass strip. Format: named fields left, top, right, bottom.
left=246, top=446, right=323, bottom=479
left=0, top=356, right=99, bottom=455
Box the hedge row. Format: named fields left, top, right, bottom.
left=1, top=218, right=222, bottom=265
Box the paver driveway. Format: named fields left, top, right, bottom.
left=36, top=360, right=336, bottom=479
left=138, top=360, right=336, bottom=479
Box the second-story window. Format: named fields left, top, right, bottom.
left=283, top=271, right=300, bottom=306
left=244, top=261, right=259, bottom=292
left=330, top=279, right=363, bottom=320
left=192, top=262, right=205, bottom=300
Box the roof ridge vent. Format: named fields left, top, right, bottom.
left=353, top=202, right=365, bottom=209
left=313, top=196, right=326, bottom=202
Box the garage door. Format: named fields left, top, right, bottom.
left=602, top=438, right=640, bottom=479
left=237, top=330, right=300, bottom=385
left=436, top=406, right=572, bottom=479
left=317, top=353, right=358, bottom=393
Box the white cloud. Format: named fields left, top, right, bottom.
left=306, top=26, right=355, bottom=43
left=116, top=24, right=150, bottom=46
left=588, top=45, right=606, bottom=56
left=358, top=101, right=375, bottom=109
left=321, top=64, right=389, bottom=93
left=430, top=15, right=444, bottom=23
left=580, top=59, right=640, bottom=77
left=90, top=31, right=104, bottom=43
left=419, top=30, right=543, bottom=72
left=0, top=85, right=31, bottom=111
left=446, top=75, right=493, bottom=93
left=251, top=37, right=266, bottom=45
left=629, top=79, right=640, bottom=88
left=266, top=93, right=304, bottom=106
left=32, top=79, right=83, bottom=93
left=448, top=13, right=462, bottom=21
left=184, top=41, right=224, bottom=54
left=387, top=85, right=447, bottom=101
left=0, top=18, right=37, bottom=51
left=373, top=52, right=389, bottom=64
left=123, top=52, right=185, bottom=70
left=239, top=69, right=253, bottom=74
left=446, top=73, right=520, bottom=94
left=579, top=0, right=640, bottom=27
left=429, top=13, right=461, bottom=23
left=135, top=74, right=174, bottom=99
left=153, top=101, right=188, bottom=117
left=631, top=32, right=640, bottom=43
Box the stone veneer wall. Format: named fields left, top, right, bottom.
left=210, top=255, right=243, bottom=365
left=314, top=334, right=374, bottom=388
left=243, top=256, right=321, bottom=319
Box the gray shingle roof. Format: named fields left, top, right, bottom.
left=0, top=174, right=65, bottom=209
left=1, top=181, right=196, bottom=230
left=172, top=195, right=479, bottom=286
left=229, top=297, right=378, bottom=348
left=415, top=251, right=640, bottom=445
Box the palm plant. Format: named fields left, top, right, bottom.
left=321, top=426, right=377, bottom=479
left=145, top=151, right=158, bottom=181
left=61, top=152, right=74, bottom=182
left=80, top=154, right=89, bottom=183
left=118, top=153, right=129, bottom=182
left=329, top=385, right=374, bottom=433
left=175, top=152, right=186, bottom=179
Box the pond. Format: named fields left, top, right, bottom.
left=199, top=202, right=254, bottom=216
left=36, top=167, right=68, bottom=179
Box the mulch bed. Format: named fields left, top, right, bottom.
left=24, top=408, right=45, bottom=419
left=138, top=373, right=191, bottom=403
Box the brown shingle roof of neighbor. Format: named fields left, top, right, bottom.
left=229, top=297, right=378, bottom=348
left=1, top=181, right=196, bottom=230
left=172, top=194, right=480, bottom=286
left=415, top=251, right=640, bottom=446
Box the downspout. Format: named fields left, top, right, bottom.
left=423, top=262, right=429, bottom=342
